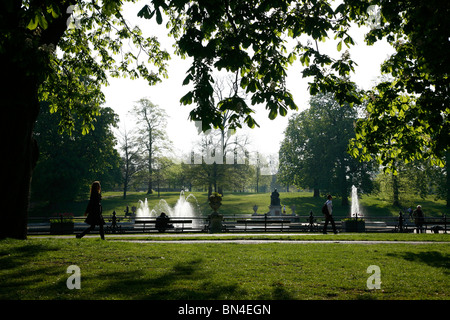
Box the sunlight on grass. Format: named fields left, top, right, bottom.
left=1, top=238, right=448, bottom=300
left=29, top=191, right=449, bottom=219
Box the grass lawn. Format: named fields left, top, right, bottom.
left=1, top=236, right=448, bottom=300
left=29, top=191, right=449, bottom=219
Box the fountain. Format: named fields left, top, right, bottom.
left=135, top=191, right=201, bottom=228
left=351, top=185, right=362, bottom=218
left=343, top=185, right=365, bottom=232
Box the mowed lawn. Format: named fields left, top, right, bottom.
left=29, top=191, right=449, bottom=219
left=0, top=237, right=448, bottom=300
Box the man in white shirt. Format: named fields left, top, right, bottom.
left=323, top=194, right=337, bottom=234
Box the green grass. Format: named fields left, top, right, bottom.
left=83, top=233, right=450, bottom=242
left=30, top=190, right=449, bottom=219
left=1, top=237, right=449, bottom=300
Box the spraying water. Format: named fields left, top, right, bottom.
left=135, top=191, right=201, bottom=227
left=351, top=185, right=362, bottom=218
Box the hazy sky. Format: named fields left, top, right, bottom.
left=102, top=2, right=395, bottom=159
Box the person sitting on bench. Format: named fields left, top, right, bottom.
left=155, top=212, right=173, bottom=232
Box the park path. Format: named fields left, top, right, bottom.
left=31, top=233, right=449, bottom=245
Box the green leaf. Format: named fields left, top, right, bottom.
left=269, top=108, right=278, bottom=120
left=155, top=8, right=163, bottom=24
left=245, top=115, right=259, bottom=129
left=180, top=92, right=193, bottom=105
left=137, top=5, right=154, bottom=19
left=47, top=5, right=60, bottom=18
left=37, top=14, right=48, bottom=29
left=27, top=16, right=39, bottom=30
left=182, top=74, right=192, bottom=86
left=337, top=41, right=342, bottom=52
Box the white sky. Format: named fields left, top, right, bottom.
left=102, top=2, right=395, bottom=159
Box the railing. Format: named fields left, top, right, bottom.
left=27, top=213, right=448, bottom=235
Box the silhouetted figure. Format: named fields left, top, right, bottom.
left=270, top=189, right=280, bottom=206
left=322, top=194, right=337, bottom=234
left=155, top=212, right=173, bottom=232
left=307, top=210, right=316, bottom=232
left=397, top=211, right=405, bottom=233
left=413, top=205, right=425, bottom=233
left=76, top=181, right=105, bottom=239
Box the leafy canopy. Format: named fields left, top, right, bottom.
left=141, top=0, right=448, bottom=168
left=347, top=0, right=449, bottom=168
left=18, top=0, right=170, bottom=134
left=15, top=0, right=448, bottom=167
left=141, top=0, right=362, bottom=131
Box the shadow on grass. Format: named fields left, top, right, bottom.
left=95, top=258, right=240, bottom=299
left=0, top=242, right=59, bottom=270
left=386, top=251, right=450, bottom=273
left=0, top=241, right=63, bottom=299
left=268, top=281, right=295, bottom=300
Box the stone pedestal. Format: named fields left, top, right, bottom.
left=208, top=212, right=223, bottom=233
left=267, top=205, right=282, bottom=216
left=342, top=220, right=365, bottom=232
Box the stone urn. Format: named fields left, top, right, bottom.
left=50, top=222, right=74, bottom=235
left=342, top=218, right=365, bottom=232
left=209, top=192, right=222, bottom=213
left=208, top=193, right=223, bottom=233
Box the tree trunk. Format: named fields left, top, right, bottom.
left=0, top=1, right=73, bottom=239
left=392, top=173, right=400, bottom=207
left=1, top=72, right=40, bottom=239
left=313, top=188, right=320, bottom=197
left=122, top=173, right=128, bottom=199
left=340, top=172, right=349, bottom=207
left=446, top=151, right=450, bottom=208
left=147, top=152, right=153, bottom=194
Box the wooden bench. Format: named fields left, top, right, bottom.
left=134, top=219, right=193, bottom=232
left=419, top=217, right=448, bottom=233
left=235, top=218, right=291, bottom=232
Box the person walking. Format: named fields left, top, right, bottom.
left=413, top=205, right=425, bottom=234
left=322, top=194, right=338, bottom=234
left=76, top=181, right=105, bottom=239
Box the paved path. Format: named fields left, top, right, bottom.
left=114, top=239, right=449, bottom=245
left=31, top=233, right=449, bottom=245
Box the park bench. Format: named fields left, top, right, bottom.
left=234, top=218, right=291, bottom=232
left=134, top=218, right=193, bottom=232
left=419, top=216, right=448, bottom=233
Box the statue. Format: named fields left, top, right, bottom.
left=270, top=189, right=280, bottom=206
left=268, top=189, right=281, bottom=216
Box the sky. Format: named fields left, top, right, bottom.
left=101, top=2, right=395, bottom=160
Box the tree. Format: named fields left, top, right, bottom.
left=118, top=127, right=141, bottom=199
left=5, top=0, right=448, bottom=238
left=279, top=93, right=375, bottom=204
left=153, top=157, right=174, bottom=197
left=373, top=158, right=447, bottom=208
left=146, top=0, right=362, bottom=132
left=147, top=0, right=448, bottom=201
left=253, top=152, right=273, bottom=193
left=32, top=103, right=121, bottom=203
left=131, top=98, right=172, bottom=194
left=1, top=0, right=169, bottom=239
left=348, top=0, right=450, bottom=169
